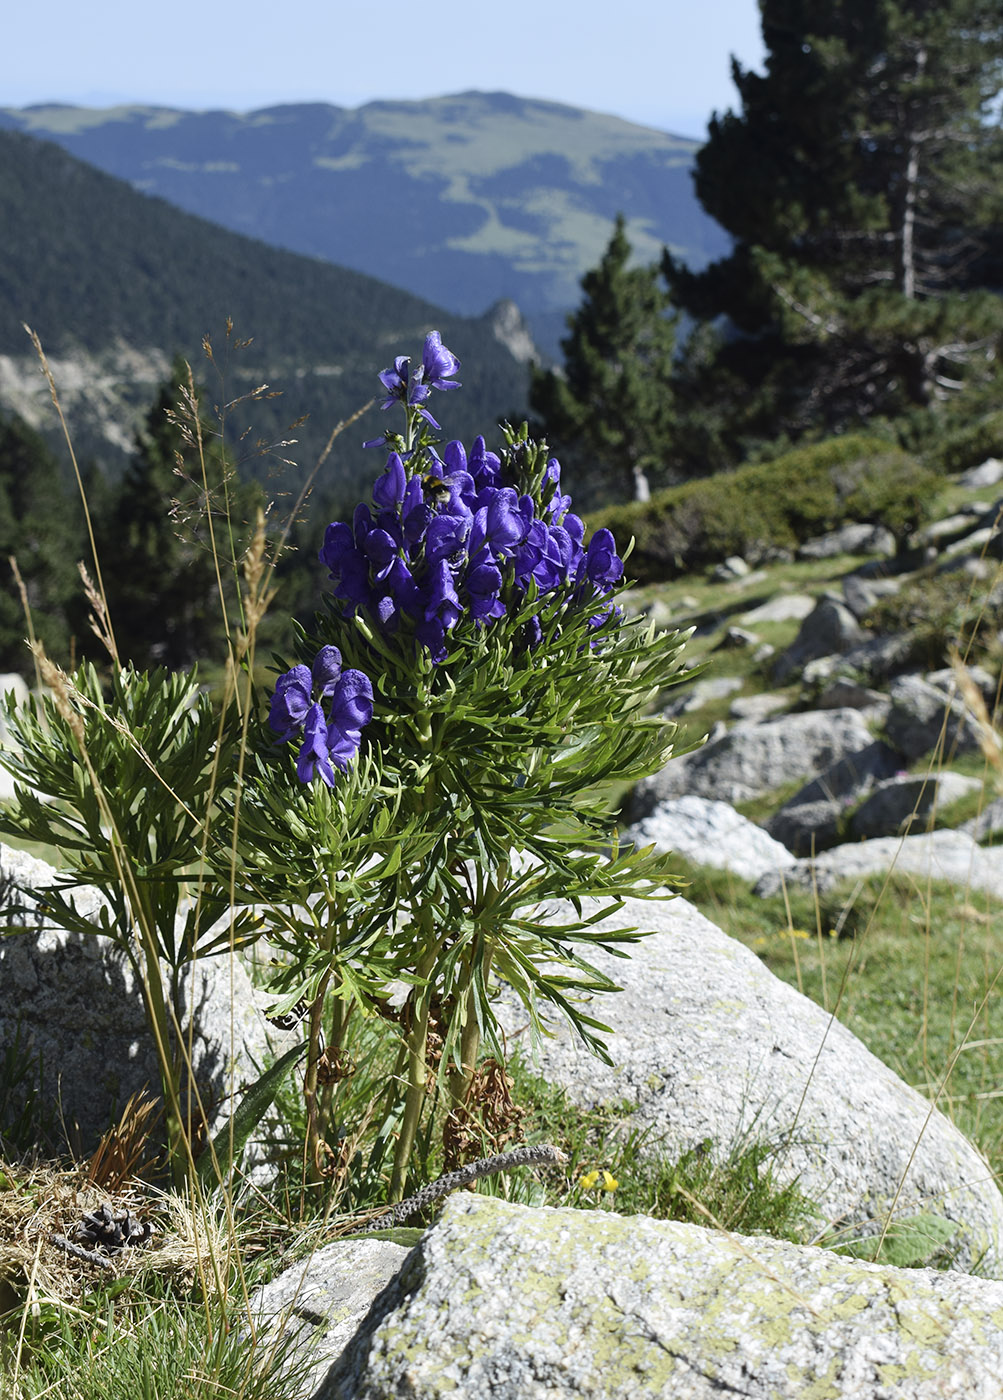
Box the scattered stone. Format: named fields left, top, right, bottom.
left=754, top=828, right=1003, bottom=903
left=926, top=665, right=1000, bottom=712
left=848, top=772, right=983, bottom=840
left=663, top=675, right=743, bottom=717
left=319, top=1195, right=1003, bottom=1400
left=729, top=692, right=789, bottom=722
left=808, top=677, right=890, bottom=714
left=711, top=554, right=750, bottom=580
left=772, top=596, right=870, bottom=684
left=958, top=457, right=1003, bottom=489
left=841, top=572, right=902, bottom=620
left=739, top=592, right=816, bottom=625
left=884, top=674, right=997, bottom=760
left=797, top=521, right=895, bottom=559
left=765, top=740, right=902, bottom=854
left=963, top=797, right=1003, bottom=844
left=920, top=510, right=991, bottom=546
left=626, top=708, right=877, bottom=815
left=715, top=625, right=761, bottom=650
left=623, top=795, right=796, bottom=883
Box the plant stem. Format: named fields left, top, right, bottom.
left=389, top=948, right=436, bottom=1201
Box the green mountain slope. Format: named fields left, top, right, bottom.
left=0, top=92, right=728, bottom=351
left=0, top=127, right=530, bottom=501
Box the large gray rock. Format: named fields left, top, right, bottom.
left=0, top=843, right=274, bottom=1154
left=321, top=1196, right=1003, bottom=1400
left=765, top=739, right=902, bottom=854
left=755, top=829, right=1003, bottom=902
left=497, top=895, right=1003, bottom=1274
left=885, top=674, right=998, bottom=760
left=773, top=596, right=870, bottom=684
left=627, top=708, right=876, bottom=815
left=249, top=1237, right=412, bottom=1396
left=622, top=796, right=796, bottom=883
left=849, top=772, right=983, bottom=840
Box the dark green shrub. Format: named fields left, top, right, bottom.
left=922, top=411, right=1003, bottom=476
left=590, top=435, right=940, bottom=584
left=863, top=571, right=1003, bottom=672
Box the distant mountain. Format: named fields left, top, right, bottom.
left=0, top=126, right=532, bottom=506
left=0, top=93, right=728, bottom=355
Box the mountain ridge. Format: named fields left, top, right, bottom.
left=0, top=92, right=727, bottom=353
left=0, top=125, right=531, bottom=503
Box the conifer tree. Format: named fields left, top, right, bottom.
left=0, top=413, right=81, bottom=673
left=531, top=216, right=679, bottom=505
left=98, top=361, right=246, bottom=670
left=665, top=0, right=1003, bottom=448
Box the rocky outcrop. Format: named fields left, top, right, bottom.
left=291, top=1195, right=1003, bottom=1400
left=627, top=708, right=877, bottom=815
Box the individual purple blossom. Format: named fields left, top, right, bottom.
left=296, top=702, right=338, bottom=786
left=581, top=528, right=623, bottom=590
left=415, top=331, right=461, bottom=393
left=269, top=665, right=312, bottom=741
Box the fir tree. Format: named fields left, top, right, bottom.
left=531, top=216, right=679, bottom=505
left=98, top=361, right=249, bottom=670
left=665, top=0, right=1003, bottom=448
left=0, top=413, right=81, bottom=674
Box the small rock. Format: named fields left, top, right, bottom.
left=729, top=693, right=789, bottom=722
left=797, top=521, right=895, bottom=559
left=711, top=555, right=750, bottom=580
left=773, top=596, right=870, bottom=684
left=622, top=795, right=796, bottom=883
left=740, top=593, right=816, bottom=625
left=663, top=675, right=743, bottom=717
left=958, top=457, right=1003, bottom=489
left=716, top=625, right=761, bottom=650
left=841, top=572, right=902, bottom=620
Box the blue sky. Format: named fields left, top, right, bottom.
left=1, top=0, right=765, bottom=140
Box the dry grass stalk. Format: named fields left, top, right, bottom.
left=949, top=647, right=1003, bottom=789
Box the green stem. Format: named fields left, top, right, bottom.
left=389, top=950, right=436, bottom=1201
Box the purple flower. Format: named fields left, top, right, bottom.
left=296, top=702, right=338, bottom=787
left=269, top=665, right=312, bottom=741
left=582, top=529, right=623, bottom=590
left=415, top=331, right=460, bottom=393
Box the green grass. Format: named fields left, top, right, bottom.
left=674, top=857, right=1003, bottom=1171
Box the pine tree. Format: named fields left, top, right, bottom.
left=665, top=0, right=1003, bottom=448
left=98, top=361, right=247, bottom=670
left=530, top=216, right=679, bottom=505
left=0, top=413, right=82, bottom=673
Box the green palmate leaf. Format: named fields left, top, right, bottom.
left=195, top=1039, right=308, bottom=1191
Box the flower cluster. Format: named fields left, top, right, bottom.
left=268, top=645, right=374, bottom=787
left=320, top=437, right=623, bottom=661
left=270, top=332, right=625, bottom=784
